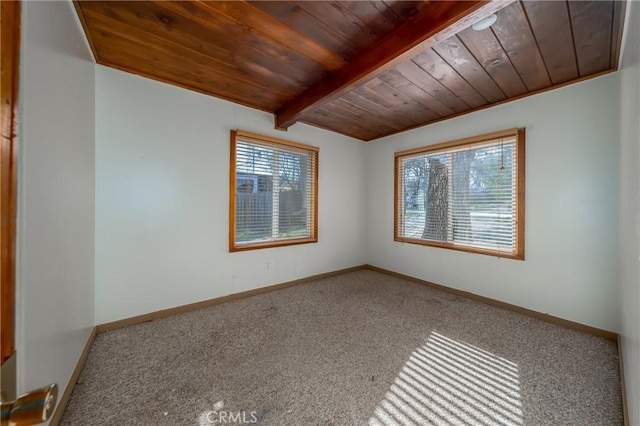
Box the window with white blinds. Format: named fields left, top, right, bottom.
left=230, top=130, right=318, bottom=251
left=395, top=129, right=525, bottom=259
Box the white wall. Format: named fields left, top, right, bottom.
left=95, top=66, right=366, bottom=324
left=365, top=73, right=620, bottom=332
left=18, top=0, right=95, bottom=405
left=618, top=0, right=640, bottom=423
left=13, top=0, right=633, bottom=418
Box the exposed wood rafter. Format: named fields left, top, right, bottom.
left=274, top=0, right=516, bottom=131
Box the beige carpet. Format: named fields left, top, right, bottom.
left=61, top=270, right=623, bottom=425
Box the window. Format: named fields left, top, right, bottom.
left=230, top=130, right=318, bottom=251
left=395, top=129, right=525, bottom=259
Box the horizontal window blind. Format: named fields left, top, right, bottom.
left=231, top=131, right=318, bottom=251
left=395, top=129, right=524, bottom=259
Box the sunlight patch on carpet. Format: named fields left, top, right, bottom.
left=369, top=332, right=523, bottom=426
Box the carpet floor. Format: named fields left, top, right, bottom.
left=61, top=270, right=623, bottom=425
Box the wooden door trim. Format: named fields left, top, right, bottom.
left=1, top=0, right=20, bottom=365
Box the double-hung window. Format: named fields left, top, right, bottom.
left=395, top=129, right=525, bottom=259
left=230, top=130, right=318, bottom=251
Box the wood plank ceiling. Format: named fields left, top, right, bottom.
left=75, top=1, right=626, bottom=141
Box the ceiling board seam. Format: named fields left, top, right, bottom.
left=488, top=26, right=528, bottom=93
left=339, top=2, right=396, bottom=39
left=454, top=33, right=509, bottom=100
left=337, top=97, right=406, bottom=131
left=384, top=69, right=455, bottom=116
left=378, top=73, right=448, bottom=118
left=518, top=1, right=553, bottom=87
left=307, top=110, right=379, bottom=140
left=313, top=106, right=378, bottom=132
left=430, top=47, right=490, bottom=105
left=409, top=58, right=474, bottom=110
left=365, top=0, right=404, bottom=29
left=566, top=1, right=583, bottom=78
left=608, top=0, right=618, bottom=69
left=374, top=79, right=440, bottom=121
left=287, top=3, right=361, bottom=55
left=353, top=86, right=425, bottom=126
left=327, top=101, right=397, bottom=134
left=405, top=83, right=453, bottom=117
left=346, top=92, right=400, bottom=118
left=200, top=1, right=345, bottom=71
left=381, top=0, right=404, bottom=21
left=298, top=119, right=364, bottom=142
left=325, top=2, right=378, bottom=45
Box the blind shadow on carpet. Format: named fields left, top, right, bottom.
left=371, top=331, right=523, bottom=425
left=61, top=270, right=622, bottom=425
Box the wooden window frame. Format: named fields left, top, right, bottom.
left=394, top=128, right=525, bottom=260
left=229, top=130, right=319, bottom=252
left=1, top=0, right=20, bottom=366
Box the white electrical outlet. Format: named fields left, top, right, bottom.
left=267, top=260, right=273, bottom=270
left=296, top=263, right=302, bottom=272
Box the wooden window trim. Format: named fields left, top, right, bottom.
left=229, top=130, right=318, bottom=252
left=1, top=0, right=20, bottom=365
left=394, top=128, right=525, bottom=260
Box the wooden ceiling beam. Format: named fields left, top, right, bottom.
left=274, top=0, right=515, bottom=131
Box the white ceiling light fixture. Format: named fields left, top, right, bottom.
left=472, top=14, right=498, bottom=31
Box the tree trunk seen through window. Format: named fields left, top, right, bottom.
left=395, top=129, right=523, bottom=259
left=423, top=158, right=449, bottom=241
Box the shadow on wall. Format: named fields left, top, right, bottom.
left=369, top=331, right=522, bottom=425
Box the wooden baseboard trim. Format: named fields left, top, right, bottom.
left=97, top=265, right=367, bottom=332
left=49, top=326, right=98, bottom=426
left=98, top=264, right=619, bottom=341
left=618, top=335, right=629, bottom=425
left=46, top=265, right=626, bottom=424
left=364, top=264, right=619, bottom=341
